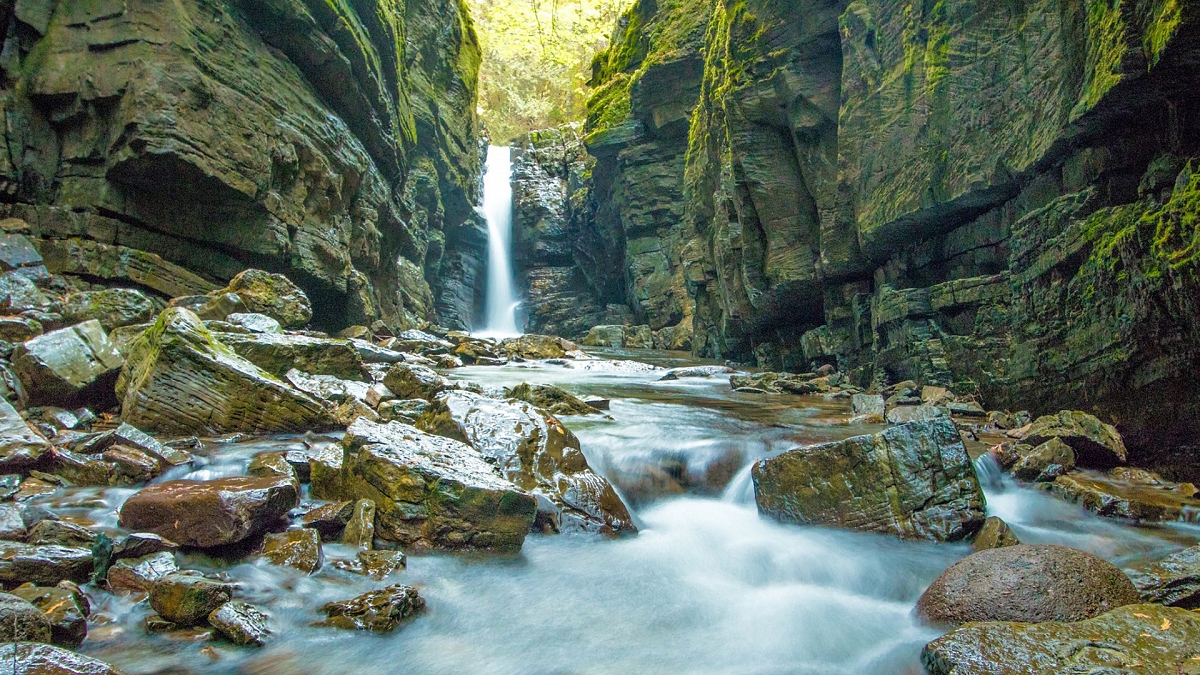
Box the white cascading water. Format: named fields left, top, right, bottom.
left=477, top=145, right=521, bottom=337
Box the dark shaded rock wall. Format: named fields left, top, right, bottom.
left=585, top=0, right=1200, bottom=469
left=0, top=0, right=485, bottom=331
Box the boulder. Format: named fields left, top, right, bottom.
left=9, top=584, right=89, bottom=647
left=117, top=308, right=335, bottom=434
left=971, top=516, right=1020, bottom=551
left=730, top=371, right=821, bottom=395
left=885, top=404, right=949, bottom=425
left=0, top=643, right=126, bottom=675
left=208, top=601, right=270, bottom=647
left=341, top=500, right=375, bottom=550
left=320, top=585, right=425, bottom=632
left=581, top=325, right=626, bottom=348
left=851, top=393, right=885, bottom=416
left=0, top=503, right=26, bottom=540
left=1022, top=411, right=1127, bottom=468
left=261, top=529, right=323, bottom=574
left=422, top=391, right=635, bottom=536
left=752, top=419, right=985, bottom=541
left=0, top=592, right=53, bottom=643
left=507, top=382, right=596, bottom=416
left=381, top=363, right=449, bottom=400
left=10, top=321, right=123, bottom=407
left=26, top=520, right=95, bottom=549
left=915, top=544, right=1139, bottom=626
left=1129, top=545, right=1200, bottom=608
left=56, top=289, right=157, bottom=331
left=149, top=572, right=235, bottom=626
left=499, top=334, right=577, bottom=360
left=224, top=313, right=282, bottom=334
left=921, top=604, right=1200, bottom=675
left=212, top=269, right=312, bottom=329
left=341, top=419, right=538, bottom=552
left=284, top=369, right=376, bottom=406
left=299, top=501, right=355, bottom=540
left=0, top=397, right=52, bottom=472
left=376, top=399, right=429, bottom=424
left=0, top=272, right=49, bottom=312
left=333, top=398, right=380, bottom=426
left=1042, top=469, right=1200, bottom=522
left=308, top=445, right=345, bottom=501
left=1011, top=438, right=1075, bottom=481
left=0, top=543, right=93, bottom=585
left=216, top=332, right=367, bottom=381
left=0, top=316, right=43, bottom=343
left=247, top=451, right=299, bottom=483
left=106, top=552, right=179, bottom=593
left=658, top=365, right=735, bottom=380
left=119, top=476, right=299, bottom=548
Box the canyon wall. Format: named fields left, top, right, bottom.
left=0, top=0, right=485, bottom=331
left=581, top=0, right=1200, bottom=466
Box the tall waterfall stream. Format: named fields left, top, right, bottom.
left=478, top=145, right=521, bottom=338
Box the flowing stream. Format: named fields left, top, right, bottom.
left=478, top=145, right=521, bottom=338
left=46, top=351, right=1199, bottom=675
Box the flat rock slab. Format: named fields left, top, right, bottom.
left=0, top=397, right=52, bottom=472
left=119, top=475, right=299, bottom=548
left=208, top=601, right=270, bottom=646
left=0, top=642, right=126, bottom=675
left=117, top=307, right=335, bottom=435
left=1043, top=469, right=1200, bottom=522
left=9, top=584, right=90, bottom=647
left=1129, top=544, right=1200, bottom=608
left=342, top=419, right=537, bottom=552
left=217, top=332, right=366, bottom=381
left=922, top=604, right=1200, bottom=675
left=1022, top=410, right=1127, bottom=468
left=0, top=542, right=93, bottom=585
left=320, top=584, right=424, bottom=632
left=262, top=528, right=323, bottom=574
left=752, top=418, right=985, bottom=541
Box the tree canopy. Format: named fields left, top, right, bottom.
left=467, top=0, right=629, bottom=143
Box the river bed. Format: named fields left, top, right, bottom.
left=41, top=350, right=1199, bottom=674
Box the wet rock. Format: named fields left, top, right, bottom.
left=10, top=583, right=89, bottom=647
left=308, top=446, right=345, bottom=501
left=10, top=320, right=123, bottom=407
left=56, top=289, right=157, bottom=331
left=946, top=400, right=986, bottom=417
left=285, top=369, right=374, bottom=406
left=0, top=316, right=43, bottom=343
left=102, top=446, right=163, bottom=484
left=212, top=269, right=312, bottom=329
left=111, top=533, right=178, bottom=562
left=0, top=503, right=27, bottom=540
left=1129, top=545, right=1200, bottom=608
left=26, top=520, right=95, bottom=549
left=217, top=332, right=367, bottom=381
left=1042, top=469, right=1200, bottom=522
left=341, top=419, right=537, bottom=552
left=208, top=601, right=270, bottom=647
left=851, top=394, right=885, bottom=416
left=0, top=397, right=52, bottom=472
left=342, top=500, right=375, bottom=550
left=915, top=544, right=1139, bottom=626
left=583, top=397, right=610, bottom=411
left=499, top=334, right=578, bottom=360
left=106, top=552, right=179, bottom=593
left=1021, top=411, right=1127, bottom=468
left=1011, top=438, right=1075, bottom=481
left=3, top=643, right=123, bottom=674
left=659, top=365, right=735, bottom=380
left=581, top=325, right=626, bottom=348
left=423, top=391, right=635, bottom=535
left=752, top=419, right=985, bottom=541
left=224, top=313, right=282, bottom=334
left=376, top=399, right=429, bottom=424
left=0, top=542, right=93, bottom=585
left=506, top=382, right=595, bottom=416
left=0, top=272, right=49, bottom=312
left=0, top=592, right=52, bottom=643
left=921, top=603, right=1200, bottom=675
left=0, top=233, right=45, bottom=272
left=119, top=476, right=299, bottom=548
left=971, top=516, right=1020, bottom=551
left=381, top=363, right=449, bottom=400
left=247, top=451, right=299, bottom=483
left=12, top=477, right=58, bottom=501
left=332, top=550, right=407, bottom=581
left=730, top=371, right=820, bottom=395
left=320, top=585, right=425, bottom=632
left=299, top=501, right=355, bottom=540
left=150, top=573, right=236, bottom=626
left=261, top=529, right=323, bottom=574
left=333, top=398, right=380, bottom=426
left=117, top=308, right=335, bottom=435
left=885, top=404, right=948, bottom=425
left=381, top=330, right=453, bottom=354
left=111, top=423, right=192, bottom=467
left=0, top=474, right=18, bottom=500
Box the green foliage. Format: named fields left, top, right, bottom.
left=467, top=0, right=629, bottom=142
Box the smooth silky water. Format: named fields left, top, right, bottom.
left=38, top=353, right=1199, bottom=675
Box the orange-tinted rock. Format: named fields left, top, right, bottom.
left=119, top=476, right=299, bottom=548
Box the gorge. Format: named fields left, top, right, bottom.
left=0, top=0, right=1198, bottom=674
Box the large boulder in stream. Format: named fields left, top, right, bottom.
left=116, top=308, right=335, bottom=434
left=921, top=604, right=1200, bottom=675
left=341, top=419, right=538, bottom=552
left=210, top=269, right=312, bottom=329
left=751, top=419, right=985, bottom=541
left=1020, top=410, right=1127, bottom=468
left=419, top=391, right=635, bottom=535
left=916, top=544, right=1139, bottom=626
left=119, top=476, right=299, bottom=548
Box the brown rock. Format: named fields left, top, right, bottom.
left=1022, top=411, right=1127, bottom=468
left=208, top=601, right=270, bottom=647
left=320, top=585, right=424, bottom=632
left=261, top=529, right=323, bottom=574
left=9, top=583, right=89, bottom=647
left=299, top=501, right=355, bottom=540
left=0, top=592, right=53, bottom=643
left=0, top=642, right=126, bottom=674
left=341, top=499, right=375, bottom=550
left=106, top=552, right=179, bottom=594
left=915, top=544, right=1139, bottom=626
left=971, top=516, right=1020, bottom=551
left=149, top=573, right=235, bottom=626
left=119, top=476, right=299, bottom=548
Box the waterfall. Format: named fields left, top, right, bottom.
left=478, top=145, right=521, bottom=337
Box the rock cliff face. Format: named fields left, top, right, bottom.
left=0, top=0, right=485, bottom=331
left=584, top=0, right=1200, bottom=470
